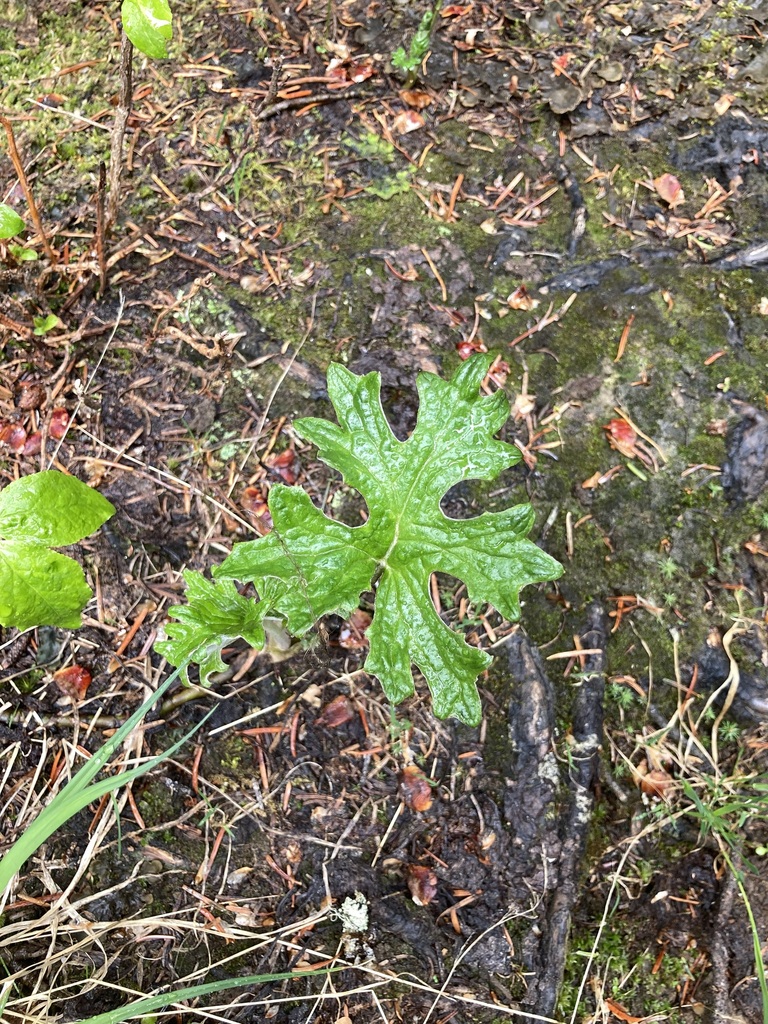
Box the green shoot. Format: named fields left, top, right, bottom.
left=392, top=1, right=442, bottom=82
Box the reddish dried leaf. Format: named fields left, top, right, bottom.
left=407, top=864, right=438, bottom=905
left=581, top=470, right=603, bottom=489
left=400, top=89, right=433, bottom=110
left=456, top=338, right=487, bottom=360
left=326, top=64, right=349, bottom=82
left=338, top=608, right=372, bottom=650
left=0, top=422, right=27, bottom=452
left=348, top=61, right=375, bottom=83
left=241, top=486, right=273, bottom=533
left=315, top=694, right=356, bottom=729
left=604, top=998, right=643, bottom=1024
left=241, top=486, right=268, bottom=515
left=603, top=418, right=637, bottom=457
left=552, top=53, right=573, bottom=75
left=392, top=110, right=425, bottom=135
left=441, top=4, right=472, bottom=15
left=488, top=357, right=510, bottom=387
left=49, top=407, right=71, bottom=439
left=653, top=173, right=685, bottom=208
left=53, top=664, right=92, bottom=702
left=267, top=449, right=299, bottom=485
left=400, top=765, right=433, bottom=812
left=15, top=380, right=46, bottom=410
left=639, top=767, right=673, bottom=799
left=507, top=285, right=539, bottom=311
left=37, top=93, right=67, bottom=108
left=22, top=431, right=42, bottom=456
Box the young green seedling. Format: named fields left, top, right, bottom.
left=158, top=354, right=563, bottom=725
left=392, top=1, right=442, bottom=85
left=106, top=2, right=174, bottom=230
left=0, top=203, right=36, bottom=262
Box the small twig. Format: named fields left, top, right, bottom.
left=95, top=161, right=107, bottom=293
left=509, top=292, right=577, bottom=348
left=420, top=247, right=447, bottom=301
left=613, top=313, right=634, bottom=363
left=0, top=115, right=56, bottom=263
left=0, top=311, right=33, bottom=340
left=253, top=85, right=367, bottom=121
left=106, top=31, right=133, bottom=230
left=255, top=56, right=284, bottom=116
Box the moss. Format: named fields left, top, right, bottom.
left=559, top=915, right=697, bottom=1019
left=6, top=670, right=44, bottom=694
left=202, top=733, right=251, bottom=786
left=137, top=777, right=178, bottom=828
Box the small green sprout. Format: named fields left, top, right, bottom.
left=719, top=720, right=741, bottom=743
left=9, top=245, right=38, bottom=261
left=392, top=1, right=442, bottom=81
left=33, top=314, right=62, bottom=336
left=608, top=682, right=635, bottom=709
left=659, top=556, right=678, bottom=580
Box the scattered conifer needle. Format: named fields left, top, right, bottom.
left=614, top=313, right=635, bottom=362
left=421, top=247, right=447, bottom=300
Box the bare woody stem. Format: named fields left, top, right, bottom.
left=0, top=116, right=57, bottom=264
left=96, top=161, right=107, bottom=293
left=106, top=30, right=133, bottom=231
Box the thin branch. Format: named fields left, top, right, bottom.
left=106, top=31, right=133, bottom=231
left=0, top=116, right=56, bottom=263
left=96, top=161, right=107, bottom=292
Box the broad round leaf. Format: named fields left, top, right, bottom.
left=121, top=0, right=173, bottom=58
left=0, top=470, right=115, bottom=547
left=0, top=540, right=92, bottom=629
left=0, top=203, right=25, bottom=239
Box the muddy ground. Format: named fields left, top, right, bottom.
left=1, top=1, right=768, bottom=1022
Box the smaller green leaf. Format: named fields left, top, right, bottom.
left=0, top=204, right=25, bottom=239
left=391, top=47, right=411, bottom=71
left=121, top=0, right=173, bottom=58
left=0, top=540, right=92, bottom=629
left=33, top=314, right=61, bottom=336
left=156, top=571, right=272, bottom=684
left=0, top=471, right=115, bottom=547
left=9, top=245, right=38, bottom=261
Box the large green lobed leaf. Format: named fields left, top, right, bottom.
left=0, top=471, right=115, bottom=629
left=174, top=353, right=561, bottom=725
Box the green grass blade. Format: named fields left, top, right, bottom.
left=734, top=870, right=768, bottom=1024
left=73, top=967, right=342, bottom=1024
left=63, top=670, right=181, bottom=797
left=715, top=847, right=768, bottom=1024
left=0, top=669, right=188, bottom=893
